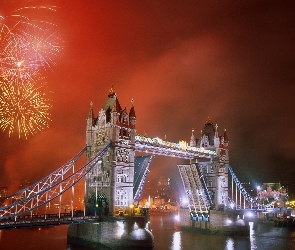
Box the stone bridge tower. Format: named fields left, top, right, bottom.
left=193, top=117, right=229, bottom=210
left=85, top=87, right=136, bottom=215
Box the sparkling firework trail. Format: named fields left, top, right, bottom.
left=0, top=5, right=62, bottom=79
left=0, top=76, right=52, bottom=139
left=0, top=32, right=39, bottom=81
left=0, top=3, right=63, bottom=138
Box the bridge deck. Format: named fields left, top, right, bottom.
left=0, top=215, right=100, bottom=230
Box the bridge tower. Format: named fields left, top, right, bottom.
left=193, top=117, right=229, bottom=210
left=85, top=87, right=136, bottom=215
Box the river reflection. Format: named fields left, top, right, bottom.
left=150, top=214, right=295, bottom=250
left=0, top=214, right=295, bottom=249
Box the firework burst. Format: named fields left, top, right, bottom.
left=0, top=2, right=63, bottom=138
left=0, top=4, right=62, bottom=79
left=0, top=33, right=38, bottom=81
left=0, top=76, right=52, bottom=139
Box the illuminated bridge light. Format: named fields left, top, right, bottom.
left=135, top=134, right=216, bottom=159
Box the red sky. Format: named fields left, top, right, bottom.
left=1, top=0, right=295, bottom=195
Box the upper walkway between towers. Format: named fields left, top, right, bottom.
left=135, top=134, right=216, bottom=159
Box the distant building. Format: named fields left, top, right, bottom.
left=262, top=183, right=281, bottom=192
left=0, top=186, right=7, bottom=198
left=256, top=182, right=289, bottom=208
left=0, top=187, right=8, bottom=206
left=156, top=177, right=171, bottom=201
left=281, top=181, right=295, bottom=201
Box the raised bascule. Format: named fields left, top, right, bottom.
left=0, top=87, right=289, bottom=247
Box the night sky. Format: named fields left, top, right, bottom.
left=1, top=0, right=295, bottom=196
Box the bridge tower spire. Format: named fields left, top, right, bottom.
left=190, top=129, right=196, bottom=147
left=86, top=101, right=94, bottom=160
left=85, top=86, right=136, bottom=216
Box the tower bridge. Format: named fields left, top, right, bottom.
left=0, top=87, right=286, bottom=235
left=84, top=87, right=229, bottom=216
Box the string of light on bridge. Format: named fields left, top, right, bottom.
left=135, top=135, right=217, bottom=156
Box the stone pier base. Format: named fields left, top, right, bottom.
left=175, top=208, right=249, bottom=236
left=67, top=216, right=154, bottom=249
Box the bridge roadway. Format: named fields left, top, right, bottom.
left=0, top=213, right=100, bottom=230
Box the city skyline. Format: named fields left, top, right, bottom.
left=0, top=0, right=294, bottom=194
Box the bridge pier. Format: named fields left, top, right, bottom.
left=175, top=208, right=249, bottom=236
left=67, top=216, right=153, bottom=249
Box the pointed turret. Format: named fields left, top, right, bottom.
left=214, top=123, right=220, bottom=147
left=203, top=117, right=215, bottom=146
left=129, top=98, right=136, bottom=117
left=88, top=101, right=94, bottom=118
left=108, top=84, right=116, bottom=97
left=190, top=129, right=196, bottom=147
left=86, top=101, right=94, bottom=154
left=223, top=128, right=229, bottom=143
left=129, top=98, right=136, bottom=129
left=197, top=117, right=215, bottom=147
left=223, top=128, right=229, bottom=150
left=86, top=101, right=94, bottom=128
left=103, top=86, right=122, bottom=125
left=103, top=85, right=122, bottom=112
left=214, top=123, right=218, bottom=138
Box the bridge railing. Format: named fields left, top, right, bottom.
left=0, top=144, right=110, bottom=220
left=3, top=147, right=87, bottom=206
left=228, top=165, right=258, bottom=209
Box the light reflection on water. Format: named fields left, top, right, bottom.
left=150, top=214, right=295, bottom=250
left=171, top=231, right=181, bottom=250
left=0, top=214, right=295, bottom=249
left=249, top=221, right=257, bottom=250
left=115, top=220, right=125, bottom=238
left=225, top=238, right=234, bottom=250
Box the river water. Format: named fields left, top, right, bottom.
left=0, top=214, right=294, bottom=250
